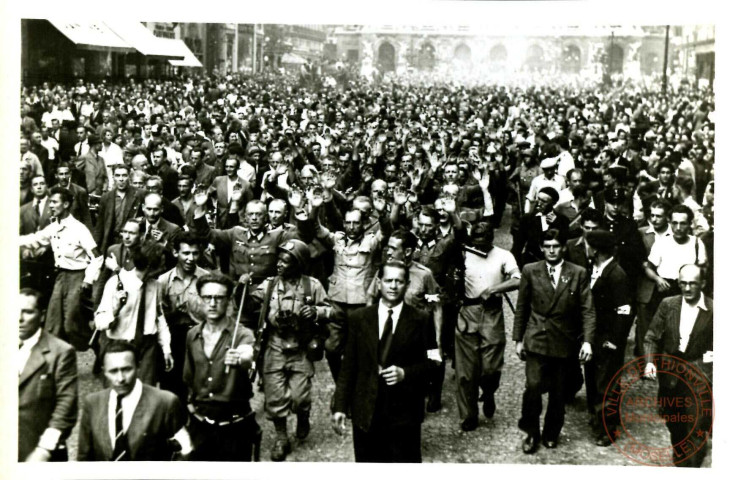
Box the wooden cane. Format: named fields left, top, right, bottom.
left=225, top=280, right=249, bottom=374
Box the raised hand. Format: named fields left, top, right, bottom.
left=288, top=188, right=303, bottom=208
left=193, top=188, right=209, bottom=207
left=393, top=185, right=408, bottom=206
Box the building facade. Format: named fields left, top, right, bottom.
left=333, top=25, right=680, bottom=81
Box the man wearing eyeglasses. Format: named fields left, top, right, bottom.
left=183, top=273, right=259, bottom=461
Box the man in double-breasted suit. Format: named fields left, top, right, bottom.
left=511, top=187, right=570, bottom=268
left=513, top=229, right=596, bottom=454
left=332, top=260, right=437, bottom=463
left=19, top=288, right=78, bottom=462
left=644, top=264, right=713, bottom=468
left=78, top=340, right=192, bottom=461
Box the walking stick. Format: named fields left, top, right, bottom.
left=226, top=280, right=249, bottom=374
left=503, top=292, right=516, bottom=314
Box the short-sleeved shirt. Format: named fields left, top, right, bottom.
left=20, top=214, right=97, bottom=270
left=463, top=245, right=521, bottom=299
left=526, top=173, right=567, bottom=203
left=648, top=235, right=707, bottom=280
left=157, top=265, right=211, bottom=325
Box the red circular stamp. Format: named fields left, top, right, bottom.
left=601, top=354, right=713, bottom=467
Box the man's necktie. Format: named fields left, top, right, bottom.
left=112, top=394, right=129, bottom=461
left=19, top=340, right=24, bottom=349
left=133, top=281, right=147, bottom=347
left=379, top=309, right=394, bottom=367
left=34, top=200, right=41, bottom=218
left=548, top=266, right=557, bottom=287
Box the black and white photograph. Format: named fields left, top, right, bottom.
left=4, top=0, right=724, bottom=476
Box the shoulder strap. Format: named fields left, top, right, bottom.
left=302, top=275, right=312, bottom=300
left=695, top=236, right=700, bottom=265
left=258, top=277, right=277, bottom=327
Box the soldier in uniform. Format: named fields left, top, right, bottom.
left=247, top=240, right=335, bottom=461
left=191, top=192, right=301, bottom=297
left=315, top=196, right=392, bottom=382
left=411, top=205, right=464, bottom=411
left=456, top=222, right=521, bottom=431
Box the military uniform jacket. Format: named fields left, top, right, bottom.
left=513, top=260, right=597, bottom=358
left=195, top=215, right=299, bottom=283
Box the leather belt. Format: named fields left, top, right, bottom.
left=187, top=404, right=250, bottom=427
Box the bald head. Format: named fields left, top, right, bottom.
left=143, top=193, right=163, bottom=223
left=678, top=264, right=705, bottom=305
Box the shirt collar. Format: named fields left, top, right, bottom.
left=110, top=378, right=143, bottom=403
left=646, top=224, right=671, bottom=236
left=20, top=327, right=42, bottom=350
left=683, top=293, right=707, bottom=311
left=172, top=265, right=206, bottom=281
left=378, top=300, right=404, bottom=323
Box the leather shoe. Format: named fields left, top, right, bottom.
left=542, top=438, right=558, bottom=449
left=460, top=417, right=478, bottom=432
left=482, top=393, right=496, bottom=418
left=426, top=395, right=442, bottom=413
left=296, top=414, right=310, bottom=440
left=522, top=435, right=538, bottom=454
left=270, top=438, right=291, bottom=462
left=595, top=434, right=612, bottom=447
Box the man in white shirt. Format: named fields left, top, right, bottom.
left=78, top=340, right=192, bottom=461
left=644, top=205, right=707, bottom=317
left=19, top=186, right=102, bottom=351
left=524, top=157, right=566, bottom=214
left=95, top=243, right=174, bottom=385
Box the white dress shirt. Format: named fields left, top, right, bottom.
left=590, top=256, right=614, bottom=288
left=679, top=294, right=707, bottom=353
left=377, top=300, right=404, bottom=339
left=108, top=379, right=144, bottom=441
left=547, top=260, right=564, bottom=287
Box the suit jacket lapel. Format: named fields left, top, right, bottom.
left=126, top=386, right=150, bottom=459
left=365, top=306, right=380, bottom=367
left=220, top=178, right=230, bottom=207
left=548, top=263, right=573, bottom=312
left=537, top=261, right=556, bottom=297
left=19, top=333, right=50, bottom=386
left=99, top=390, right=113, bottom=460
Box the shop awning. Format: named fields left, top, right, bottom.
left=163, top=39, right=203, bottom=68
left=104, top=21, right=184, bottom=60
left=47, top=20, right=135, bottom=53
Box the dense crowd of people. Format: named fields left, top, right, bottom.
left=18, top=69, right=714, bottom=465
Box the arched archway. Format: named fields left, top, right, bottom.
left=454, top=44, right=472, bottom=64
left=608, top=44, right=624, bottom=74
left=377, top=41, right=396, bottom=72
left=525, top=44, right=545, bottom=71
left=417, top=42, right=436, bottom=70
left=561, top=44, right=581, bottom=73
left=490, top=44, right=508, bottom=63
left=641, top=51, right=660, bottom=75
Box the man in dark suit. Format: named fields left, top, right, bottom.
left=644, top=264, right=713, bottom=468
left=601, top=189, right=646, bottom=297
left=94, top=164, right=144, bottom=255
left=209, top=157, right=254, bottom=227
left=74, top=134, right=107, bottom=197
left=20, top=175, right=55, bottom=298
left=149, top=146, right=180, bottom=200
left=582, top=231, right=632, bottom=446
left=19, top=288, right=78, bottom=462
left=511, top=187, right=570, bottom=267
left=145, top=175, right=185, bottom=227
left=513, top=229, right=596, bottom=454
left=565, top=208, right=603, bottom=270
left=78, top=340, right=192, bottom=461
left=332, top=260, right=437, bottom=463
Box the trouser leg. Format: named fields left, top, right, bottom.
left=518, top=352, right=544, bottom=438
left=543, top=357, right=568, bottom=442
left=455, top=328, right=480, bottom=421
left=263, top=347, right=291, bottom=420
